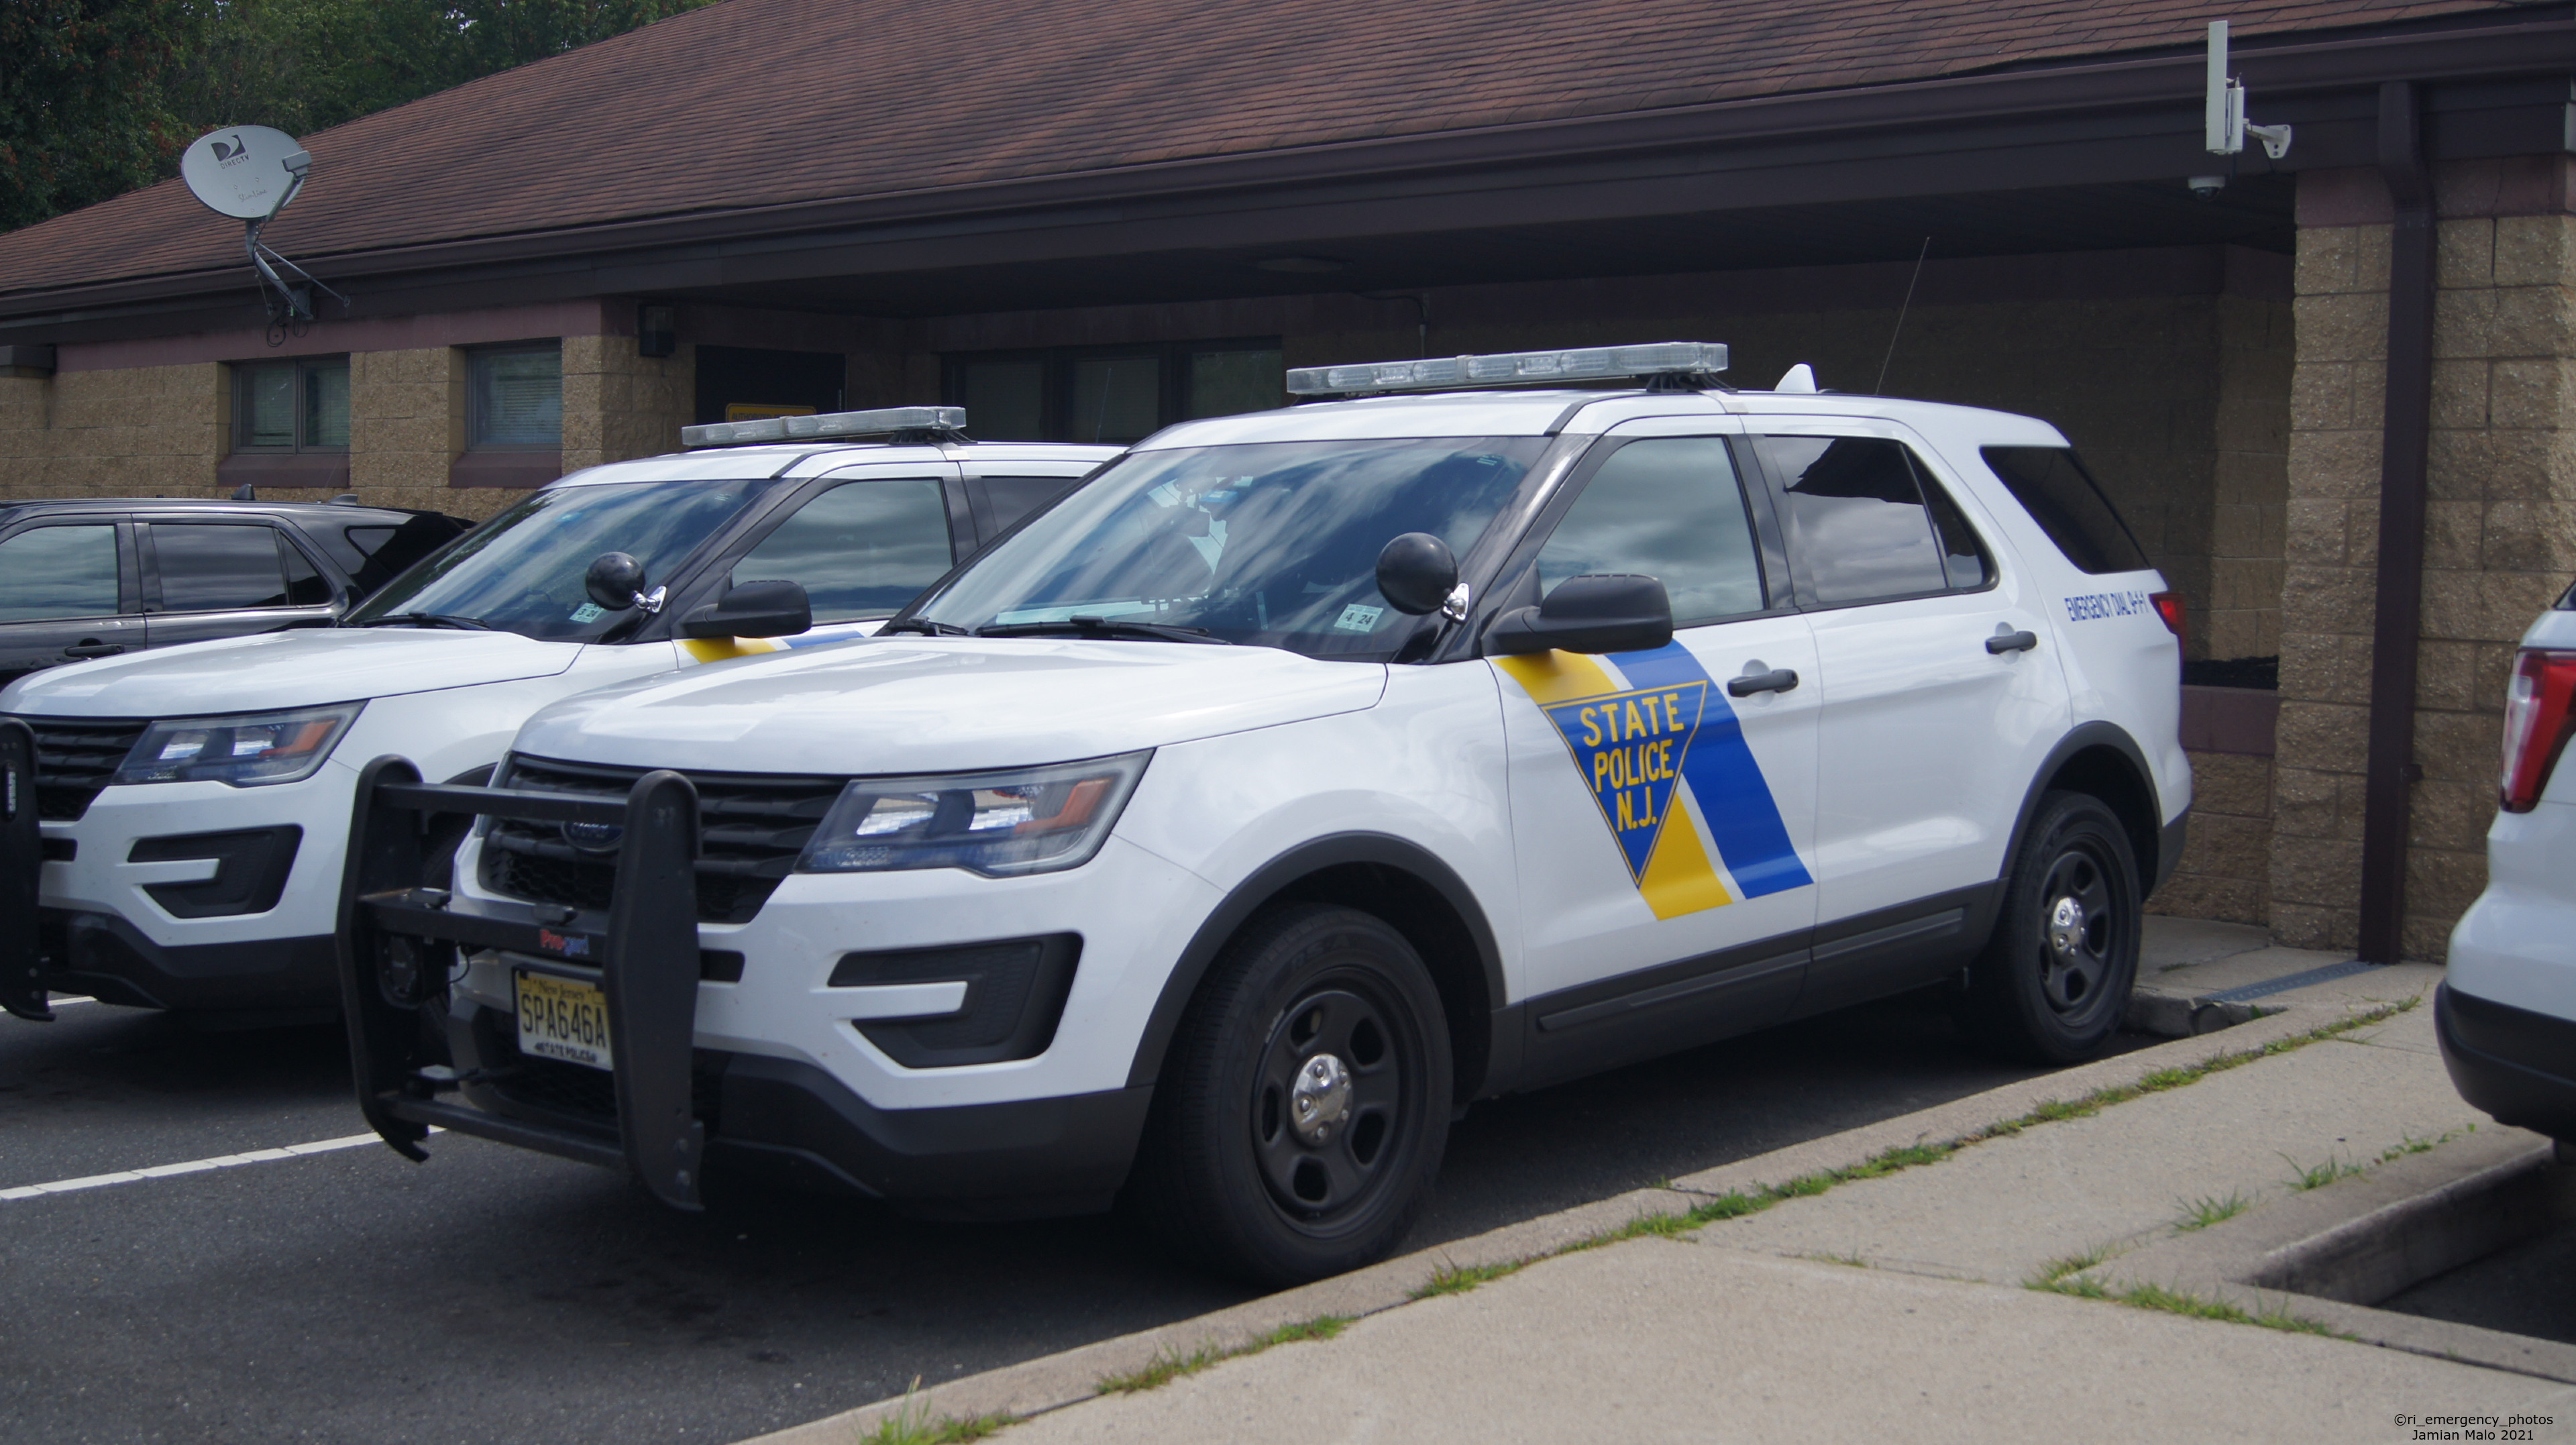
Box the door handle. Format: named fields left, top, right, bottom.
left=1727, top=667, right=1800, bottom=697
left=1985, top=629, right=2039, bottom=655
left=61, top=641, right=125, bottom=659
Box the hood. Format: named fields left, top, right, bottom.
left=513, top=639, right=1387, bottom=774
left=0, top=628, right=583, bottom=717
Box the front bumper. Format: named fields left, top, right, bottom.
left=2436, top=982, right=2576, bottom=1143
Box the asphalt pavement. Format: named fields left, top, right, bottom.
left=0, top=986, right=2153, bottom=1444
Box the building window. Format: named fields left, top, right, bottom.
left=946, top=340, right=1282, bottom=443
left=231, top=357, right=349, bottom=452
left=468, top=343, right=562, bottom=449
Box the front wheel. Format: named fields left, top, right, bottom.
left=1957, top=791, right=2141, bottom=1065
left=1132, top=904, right=1452, bottom=1287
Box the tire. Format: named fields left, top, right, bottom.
left=1131, top=903, right=1453, bottom=1287
left=1957, top=790, right=2141, bottom=1065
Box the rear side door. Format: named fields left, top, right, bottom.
left=675, top=461, right=964, bottom=659
left=0, top=519, right=144, bottom=686
left=1754, top=421, right=2069, bottom=1012
left=1491, top=423, right=1822, bottom=1080
left=141, top=519, right=340, bottom=650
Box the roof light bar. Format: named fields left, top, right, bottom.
left=1285, top=342, right=1728, bottom=396
left=681, top=406, right=967, bottom=448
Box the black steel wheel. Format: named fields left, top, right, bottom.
left=1957, top=790, right=2141, bottom=1065
left=1131, top=903, right=1451, bottom=1286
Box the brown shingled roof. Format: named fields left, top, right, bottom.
left=0, top=0, right=2526, bottom=299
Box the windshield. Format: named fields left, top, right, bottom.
left=345, top=482, right=765, bottom=641
left=911, top=437, right=1544, bottom=657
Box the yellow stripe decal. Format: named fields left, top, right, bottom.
left=1493, top=651, right=1618, bottom=704
left=681, top=637, right=787, bottom=663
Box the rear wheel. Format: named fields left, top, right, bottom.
left=1132, top=904, right=1451, bottom=1286
left=1957, top=791, right=2141, bottom=1065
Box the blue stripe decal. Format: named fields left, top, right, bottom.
left=1609, top=643, right=1813, bottom=897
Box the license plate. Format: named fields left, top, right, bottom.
left=515, top=969, right=612, bottom=1071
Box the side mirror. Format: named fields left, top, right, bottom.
left=1483, top=574, right=1673, bottom=656
left=1375, top=532, right=1458, bottom=616
left=679, top=579, right=812, bottom=640
left=584, top=552, right=648, bottom=610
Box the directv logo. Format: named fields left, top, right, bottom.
left=211, top=135, right=250, bottom=165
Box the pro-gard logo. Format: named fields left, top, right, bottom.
left=1538, top=681, right=1709, bottom=882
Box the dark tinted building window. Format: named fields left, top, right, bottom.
left=1980, top=447, right=2149, bottom=575
left=947, top=340, right=1282, bottom=443
left=1541, top=437, right=1767, bottom=625
left=154, top=525, right=291, bottom=611
left=1763, top=436, right=1948, bottom=605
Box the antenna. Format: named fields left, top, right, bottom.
left=178, top=126, right=348, bottom=334
left=1874, top=237, right=1930, bottom=396
left=2204, top=22, right=2292, bottom=162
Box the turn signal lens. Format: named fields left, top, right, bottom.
left=2501, top=649, right=2576, bottom=812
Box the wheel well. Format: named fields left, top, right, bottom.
left=1267, top=863, right=1493, bottom=1102
left=2044, top=745, right=2159, bottom=888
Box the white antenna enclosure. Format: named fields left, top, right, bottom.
left=2204, top=22, right=2292, bottom=161
left=179, top=127, right=311, bottom=221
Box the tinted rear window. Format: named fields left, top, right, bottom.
left=337, top=516, right=471, bottom=596
left=1980, top=447, right=2149, bottom=575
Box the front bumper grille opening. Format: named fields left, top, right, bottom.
left=477, top=755, right=841, bottom=924
left=11, top=716, right=148, bottom=821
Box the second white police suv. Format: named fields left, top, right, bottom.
left=343, top=344, right=2192, bottom=1285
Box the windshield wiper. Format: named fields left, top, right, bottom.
left=974, top=617, right=1231, bottom=645
left=354, top=611, right=493, bottom=631
left=878, top=618, right=970, bottom=637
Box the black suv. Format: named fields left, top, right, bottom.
left=0, top=497, right=470, bottom=688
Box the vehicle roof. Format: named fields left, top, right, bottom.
left=556, top=439, right=1124, bottom=485
left=0, top=496, right=439, bottom=524
left=1136, top=388, right=2069, bottom=449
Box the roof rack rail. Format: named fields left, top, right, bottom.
left=682, top=405, right=968, bottom=449
left=1285, top=342, right=1728, bottom=398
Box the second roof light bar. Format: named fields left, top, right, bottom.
left=1286, top=342, right=1729, bottom=397
left=682, top=406, right=968, bottom=449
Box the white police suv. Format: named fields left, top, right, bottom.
left=335, top=345, right=2189, bottom=1285
left=0, top=412, right=1114, bottom=1022
left=2442, top=584, right=2576, bottom=1153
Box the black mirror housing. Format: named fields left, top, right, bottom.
left=1483, top=574, right=1673, bottom=656
left=584, top=551, right=648, bottom=609
left=1374, top=532, right=1458, bottom=616
left=679, top=579, right=813, bottom=640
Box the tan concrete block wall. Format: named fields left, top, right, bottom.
left=564, top=333, right=692, bottom=478
left=2149, top=749, right=2273, bottom=925
left=0, top=364, right=227, bottom=500
left=2270, top=211, right=2576, bottom=957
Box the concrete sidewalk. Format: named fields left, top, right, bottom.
left=763, top=926, right=2576, bottom=1444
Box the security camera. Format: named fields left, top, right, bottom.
left=2188, top=174, right=2226, bottom=202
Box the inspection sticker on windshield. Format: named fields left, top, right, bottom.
left=1334, top=604, right=1385, bottom=633
left=569, top=602, right=606, bottom=623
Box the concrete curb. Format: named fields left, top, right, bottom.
left=743, top=985, right=2431, bottom=1443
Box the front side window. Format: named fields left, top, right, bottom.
left=1540, top=437, right=1767, bottom=626
left=911, top=437, right=1544, bottom=657
left=231, top=358, right=349, bottom=452
left=0, top=525, right=119, bottom=621
left=152, top=525, right=325, bottom=612
left=468, top=345, right=563, bottom=448
left=347, top=481, right=764, bottom=641
left=731, top=478, right=954, bottom=623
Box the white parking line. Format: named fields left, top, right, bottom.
left=0, top=1128, right=436, bottom=1201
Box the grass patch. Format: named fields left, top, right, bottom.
left=1803, top=1250, right=1871, bottom=1268
left=2174, top=1190, right=2253, bottom=1232
left=855, top=1383, right=1017, bottom=1445
left=1409, top=1257, right=1528, bottom=1299
left=1093, top=1312, right=1356, bottom=1397
left=2282, top=1151, right=2366, bottom=1191
left=2031, top=1277, right=2352, bottom=1339
left=2029, top=1244, right=2117, bottom=1287
left=2379, top=1126, right=2473, bottom=1164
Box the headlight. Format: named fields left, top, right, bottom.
left=112, top=703, right=364, bottom=788
left=798, top=751, right=1150, bottom=877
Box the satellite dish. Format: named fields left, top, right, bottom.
left=179, top=126, right=311, bottom=221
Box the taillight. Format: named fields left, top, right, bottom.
left=2149, top=591, right=2188, bottom=650
left=2501, top=649, right=2576, bottom=812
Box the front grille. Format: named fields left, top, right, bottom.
left=479, top=755, right=843, bottom=924
left=11, top=716, right=149, bottom=820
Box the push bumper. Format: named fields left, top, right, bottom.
left=2436, top=982, right=2576, bottom=1142
left=338, top=757, right=1150, bottom=1216
left=1, top=720, right=42, bottom=1020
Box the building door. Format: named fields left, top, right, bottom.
left=693, top=345, right=846, bottom=426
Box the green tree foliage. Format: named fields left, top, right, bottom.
left=0, top=1, right=195, bottom=231
left=3, top=0, right=718, bottom=231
